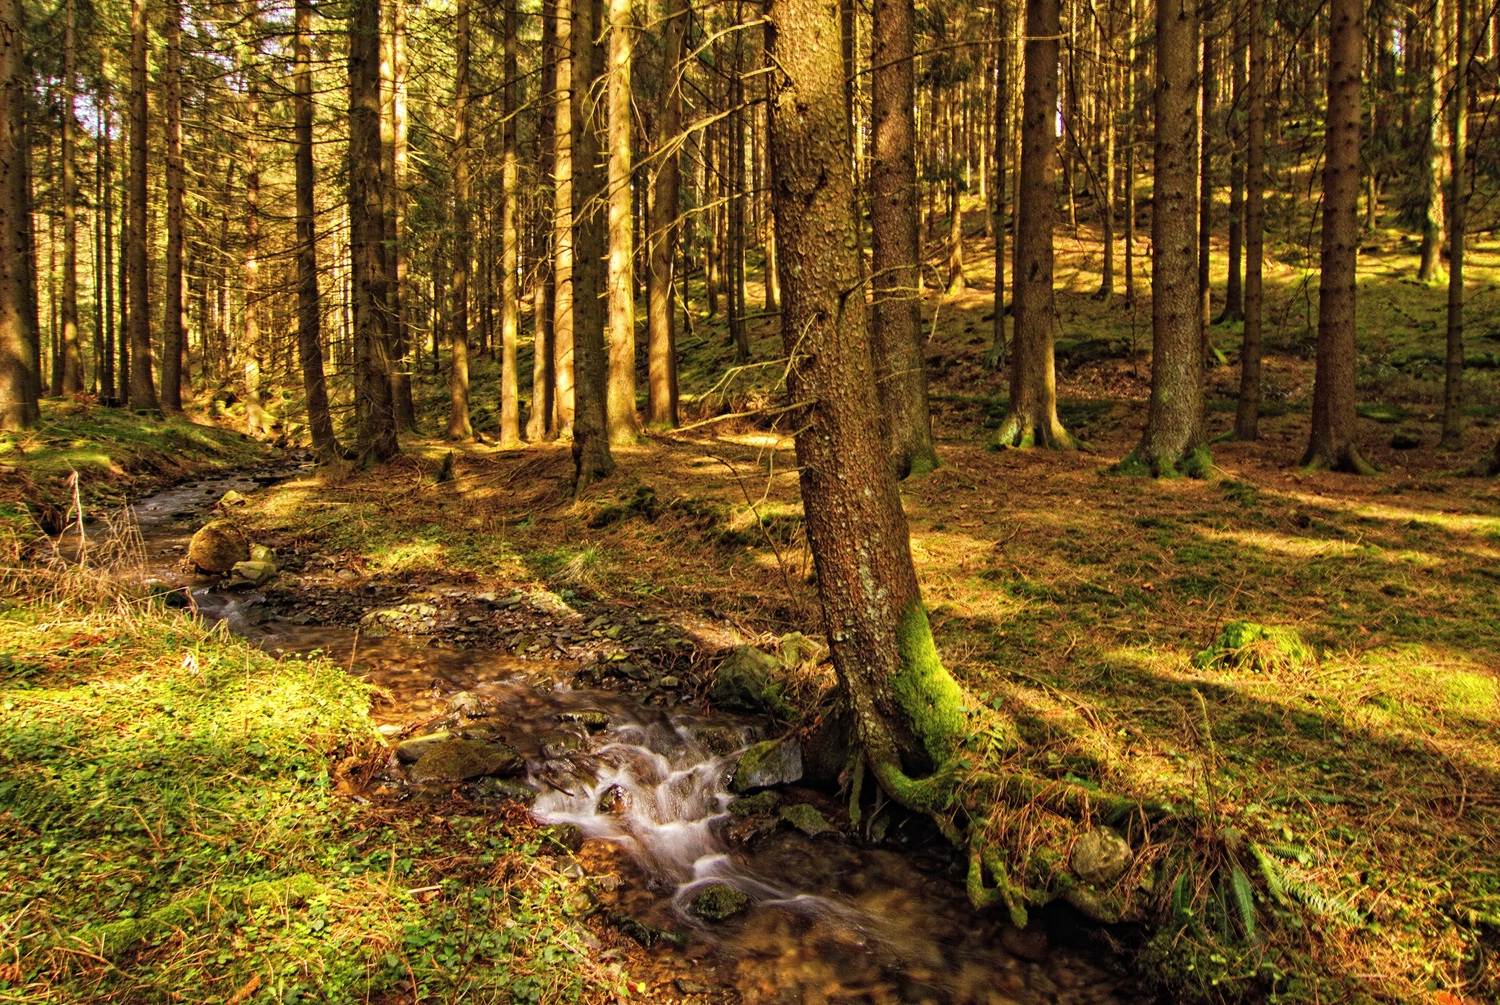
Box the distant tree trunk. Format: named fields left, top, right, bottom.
left=646, top=0, right=686, bottom=427
left=498, top=0, right=522, bottom=447
left=295, top=0, right=339, bottom=459
left=241, top=6, right=269, bottom=437
left=1302, top=0, right=1371, bottom=472
left=447, top=0, right=473, bottom=441
left=0, top=0, right=38, bottom=430
left=605, top=0, right=638, bottom=443
left=127, top=0, right=157, bottom=411
left=1224, top=12, right=1245, bottom=321
left=869, top=0, right=939, bottom=475
left=945, top=95, right=965, bottom=294
left=1128, top=0, right=1207, bottom=475
left=997, top=0, right=1075, bottom=450
left=1234, top=0, right=1265, bottom=440
left=99, top=84, right=115, bottom=405
left=1198, top=32, right=1214, bottom=350
left=1441, top=0, right=1467, bottom=449
left=59, top=0, right=83, bottom=394
left=388, top=0, right=416, bottom=429
left=349, top=0, right=398, bottom=461
left=1418, top=2, right=1447, bottom=284
left=162, top=0, right=187, bottom=408
left=1123, top=0, right=1137, bottom=307
left=728, top=9, right=750, bottom=364
left=986, top=1, right=1012, bottom=370
left=529, top=1, right=558, bottom=441
left=1095, top=3, right=1115, bottom=304
left=570, top=0, right=614, bottom=488
left=765, top=0, right=964, bottom=807
left=553, top=0, right=576, bottom=434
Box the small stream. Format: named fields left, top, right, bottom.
left=104, top=465, right=1152, bottom=1005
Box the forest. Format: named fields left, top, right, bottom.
left=0, top=0, right=1498, bottom=1000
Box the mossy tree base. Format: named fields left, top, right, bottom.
left=993, top=410, right=1079, bottom=451
left=1114, top=444, right=1213, bottom=479
left=1300, top=444, right=1376, bottom=475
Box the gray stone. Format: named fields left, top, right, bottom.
left=229, top=560, right=277, bottom=586
left=409, top=738, right=522, bottom=783
left=778, top=803, right=835, bottom=837
left=711, top=645, right=795, bottom=717
left=730, top=737, right=802, bottom=793
left=395, top=730, right=451, bottom=762
left=188, top=520, right=249, bottom=573
left=360, top=603, right=438, bottom=635
left=1071, top=826, right=1132, bottom=885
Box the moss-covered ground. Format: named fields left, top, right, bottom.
left=5, top=193, right=1500, bottom=1003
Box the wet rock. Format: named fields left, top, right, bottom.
left=1000, top=924, right=1049, bottom=962
left=730, top=737, right=803, bottom=793
left=188, top=520, right=249, bottom=573
left=778, top=803, right=836, bottom=837
left=729, top=790, right=780, bottom=816
left=360, top=602, right=439, bottom=635
left=395, top=731, right=451, bottom=763
left=726, top=814, right=778, bottom=844
left=675, top=979, right=709, bottom=995
left=471, top=776, right=537, bottom=804
left=545, top=824, right=585, bottom=853
left=611, top=912, right=685, bottom=948
left=658, top=675, right=682, bottom=689
left=690, top=724, right=746, bottom=757
left=217, top=489, right=248, bottom=508
left=539, top=730, right=586, bottom=758
left=558, top=710, right=610, bottom=731
left=691, top=883, right=749, bottom=921
left=448, top=691, right=485, bottom=717
left=1071, top=826, right=1132, bottom=886
left=777, top=631, right=828, bottom=669
left=409, top=738, right=522, bottom=783
left=711, top=645, right=795, bottom=718
left=229, top=560, right=277, bottom=587
left=597, top=784, right=631, bottom=814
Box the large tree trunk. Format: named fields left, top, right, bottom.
left=553, top=0, right=576, bottom=435
left=1127, top=0, right=1206, bottom=475
left=1301, top=0, right=1371, bottom=472
left=127, top=0, right=158, bottom=411
left=570, top=0, right=614, bottom=488
left=447, top=0, right=473, bottom=441
left=241, top=5, right=269, bottom=438
left=646, top=0, right=687, bottom=428
left=529, top=1, right=558, bottom=441
left=996, top=0, right=1076, bottom=450
left=1234, top=0, right=1265, bottom=441
left=1197, top=33, right=1214, bottom=346
left=59, top=0, right=83, bottom=395
left=0, top=0, right=37, bottom=430
left=349, top=0, right=398, bottom=462
left=295, top=0, right=339, bottom=460
left=1417, top=2, right=1447, bottom=284
left=868, top=0, right=939, bottom=476
left=986, top=2, right=1012, bottom=370
left=498, top=0, right=522, bottom=447
left=605, top=0, right=638, bottom=444
left=1441, top=0, right=1468, bottom=449
left=387, top=0, right=416, bottom=430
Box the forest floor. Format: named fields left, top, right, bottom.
left=2, top=214, right=1499, bottom=1005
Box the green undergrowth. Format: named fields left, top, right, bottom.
left=0, top=400, right=268, bottom=538
left=0, top=585, right=624, bottom=1004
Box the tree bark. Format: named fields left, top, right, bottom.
left=1096, top=2, right=1115, bottom=304
left=1441, top=0, right=1467, bottom=449
left=1418, top=1, right=1447, bottom=284
left=99, top=83, right=115, bottom=405
left=1198, top=30, right=1214, bottom=351
left=498, top=0, right=522, bottom=447
left=1123, top=0, right=1136, bottom=307
left=127, top=0, right=158, bottom=411
left=605, top=0, right=638, bottom=443
left=161, top=0, right=186, bottom=408
left=553, top=0, right=576, bottom=434
left=295, top=0, right=339, bottom=459
left=59, top=0, right=83, bottom=394
left=241, top=5, right=269, bottom=437
left=529, top=0, right=558, bottom=441
left=0, top=0, right=37, bottom=429
left=448, top=0, right=473, bottom=441
left=869, top=0, right=939, bottom=475
left=646, top=0, right=687, bottom=427
left=997, top=0, right=1076, bottom=450
left=986, top=0, right=1012, bottom=370
left=1127, top=0, right=1207, bottom=476
left=571, top=0, right=614, bottom=488
left=1224, top=10, right=1245, bottom=322
left=1301, top=0, right=1370, bottom=472
left=387, top=0, right=416, bottom=429
left=1234, top=0, right=1265, bottom=440
left=349, top=0, right=398, bottom=461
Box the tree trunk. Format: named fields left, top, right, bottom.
left=498, top=0, right=522, bottom=447
left=1096, top=3, right=1115, bottom=303
left=59, top=0, right=83, bottom=394
left=553, top=0, right=576, bottom=435
left=529, top=1, right=558, bottom=441
left=295, top=0, right=339, bottom=460
left=766, top=0, right=963, bottom=794
left=349, top=0, right=398, bottom=462
left=571, top=0, right=614, bottom=488
left=1123, top=0, right=1137, bottom=307
left=997, top=0, right=1076, bottom=450
left=99, top=84, right=115, bottom=405
left=728, top=10, right=750, bottom=364
left=1198, top=31, right=1214, bottom=352
left=986, top=1, right=1012, bottom=370
left=605, top=0, right=638, bottom=443
left=868, top=0, right=940, bottom=476
left=241, top=6, right=269, bottom=437
left=162, top=0, right=187, bottom=408
left=945, top=95, right=965, bottom=295
left=0, top=0, right=38, bottom=430
left=1234, top=0, right=1265, bottom=440
left=388, top=0, right=416, bottom=430
left=1418, top=2, right=1447, bottom=284
left=1441, top=0, right=1467, bottom=449
left=1302, top=0, right=1371, bottom=472
left=1224, top=11, right=1245, bottom=322
left=1127, top=0, right=1207, bottom=476
left=127, top=0, right=158, bottom=411
left=447, top=0, right=473, bottom=441
left=647, top=0, right=687, bottom=427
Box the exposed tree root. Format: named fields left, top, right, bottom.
left=993, top=411, right=1079, bottom=451
left=1300, top=444, right=1377, bottom=475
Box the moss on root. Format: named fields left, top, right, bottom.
left=1113, top=445, right=1214, bottom=479
left=992, top=412, right=1079, bottom=451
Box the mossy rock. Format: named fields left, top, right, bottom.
left=409, top=738, right=522, bottom=783
left=691, top=883, right=749, bottom=921
left=729, top=737, right=802, bottom=793
left=710, top=645, right=797, bottom=719
left=1194, top=621, right=1313, bottom=673
left=778, top=803, right=836, bottom=837
left=729, top=790, right=781, bottom=816
left=187, top=520, right=249, bottom=573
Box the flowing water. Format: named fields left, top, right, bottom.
left=104, top=467, right=1153, bottom=1005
